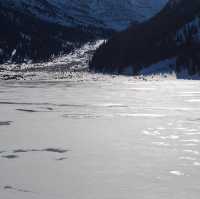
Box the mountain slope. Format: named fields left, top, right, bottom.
left=90, top=0, right=200, bottom=76
left=1, top=0, right=168, bottom=30
left=0, top=2, right=104, bottom=64
left=0, top=0, right=168, bottom=64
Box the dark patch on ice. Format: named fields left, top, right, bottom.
left=56, top=157, right=68, bottom=161
left=13, top=149, right=29, bottom=153
left=44, top=148, right=68, bottom=153
left=4, top=186, right=13, bottom=190
left=2, top=74, right=24, bottom=80
left=101, top=104, right=128, bottom=108
left=0, top=67, right=6, bottom=72
left=0, top=101, right=101, bottom=111
left=16, top=109, right=38, bottom=113
left=16, top=107, right=54, bottom=113
left=0, top=101, right=54, bottom=106
left=63, top=113, right=102, bottom=119
left=0, top=101, right=86, bottom=108
left=0, top=121, right=12, bottom=126
left=4, top=185, right=33, bottom=193
left=0, top=151, right=5, bottom=154
left=38, top=107, right=54, bottom=112
left=192, top=118, right=200, bottom=121
left=0, top=101, right=90, bottom=113
left=0, top=101, right=39, bottom=105
left=13, top=148, right=69, bottom=154
left=188, top=118, right=200, bottom=122
left=58, top=104, right=89, bottom=108
left=45, top=107, right=54, bottom=111
left=2, top=155, right=19, bottom=159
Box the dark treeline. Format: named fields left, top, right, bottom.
left=90, top=0, right=200, bottom=76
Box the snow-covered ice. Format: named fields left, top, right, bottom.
left=0, top=75, right=200, bottom=199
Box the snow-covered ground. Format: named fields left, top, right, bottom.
left=0, top=76, right=200, bottom=199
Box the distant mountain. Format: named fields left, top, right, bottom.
left=90, top=0, right=200, bottom=76
left=0, top=0, right=167, bottom=64
left=0, top=1, right=111, bottom=64
left=1, top=0, right=168, bottom=30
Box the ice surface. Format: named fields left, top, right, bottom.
left=0, top=75, right=200, bottom=199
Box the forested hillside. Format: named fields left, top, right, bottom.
left=90, top=0, right=200, bottom=76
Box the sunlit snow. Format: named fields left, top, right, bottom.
left=0, top=75, right=200, bottom=199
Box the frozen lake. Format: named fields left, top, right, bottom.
left=0, top=75, right=200, bottom=199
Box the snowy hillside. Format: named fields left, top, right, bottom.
left=1, top=0, right=168, bottom=30
left=0, top=40, right=105, bottom=80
